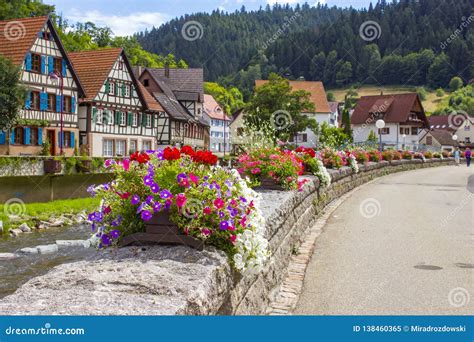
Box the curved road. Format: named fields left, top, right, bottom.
left=295, top=165, right=473, bottom=315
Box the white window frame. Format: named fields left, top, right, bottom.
left=103, top=139, right=114, bottom=157
left=129, top=140, right=137, bottom=154
left=142, top=140, right=152, bottom=151
left=119, top=112, right=126, bottom=126
left=96, top=109, right=103, bottom=125
left=146, top=114, right=152, bottom=128
left=133, top=113, right=138, bottom=127
left=125, top=84, right=131, bottom=98
left=109, top=82, right=115, bottom=95
left=116, top=139, right=126, bottom=157
left=105, top=110, right=114, bottom=126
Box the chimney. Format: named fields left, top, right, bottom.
left=165, top=63, right=170, bottom=78
left=136, top=65, right=143, bottom=77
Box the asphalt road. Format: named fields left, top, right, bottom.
left=295, top=165, right=474, bottom=315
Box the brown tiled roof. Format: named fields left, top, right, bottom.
left=204, top=94, right=229, bottom=120
left=0, top=16, right=48, bottom=66
left=427, top=115, right=457, bottom=131
left=424, top=129, right=458, bottom=146
left=137, top=82, right=163, bottom=112
left=68, top=48, right=122, bottom=101
left=255, top=80, right=331, bottom=113
left=351, top=93, right=429, bottom=126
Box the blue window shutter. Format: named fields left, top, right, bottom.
left=48, top=56, right=54, bottom=73
left=56, top=95, right=62, bottom=112
left=38, top=128, right=43, bottom=145
left=40, top=56, right=46, bottom=74
left=61, top=59, right=67, bottom=76
left=70, top=132, right=75, bottom=148
left=25, top=53, right=32, bottom=71
left=71, top=97, right=76, bottom=113
left=25, top=91, right=31, bottom=109
left=24, top=127, right=31, bottom=145
left=58, top=131, right=63, bottom=147
left=0, top=132, right=5, bottom=145
left=40, top=92, right=48, bottom=111
left=10, top=129, right=15, bottom=144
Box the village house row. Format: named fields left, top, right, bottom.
left=0, top=16, right=211, bottom=157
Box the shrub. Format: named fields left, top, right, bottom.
left=423, top=151, right=433, bottom=159
left=319, top=147, right=346, bottom=169
left=352, top=147, right=369, bottom=164
left=433, top=152, right=442, bottom=158
left=401, top=150, right=413, bottom=160
left=367, top=150, right=382, bottom=162
left=442, top=151, right=449, bottom=158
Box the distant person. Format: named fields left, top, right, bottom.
left=454, top=148, right=461, bottom=166
left=466, top=147, right=472, bottom=167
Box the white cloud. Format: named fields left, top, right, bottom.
left=266, top=0, right=326, bottom=5
left=66, top=9, right=169, bottom=36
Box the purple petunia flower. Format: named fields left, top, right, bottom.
left=87, top=185, right=97, bottom=196
left=144, top=175, right=154, bottom=186
left=239, top=196, right=247, bottom=203
left=101, top=234, right=111, bottom=246
left=141, top=210, right=152, bottom=221
left=137, top=202, right=147, bottom=214
left=88, top=212, right=97, bottom=221
left=110, top=230, right=120, bottom=239
left=219, top=211, right=225, bottom=218
left=177, top=173, right=187, bottom=183
left=146, top=195, right=154, bottom=205
left=150, top=183, right=160, bottom=194
left=91, top=223, right=96, bottom=232
left=111, top=215, right=123, bottom=227
left=131, top=195, right=140, bottom=205
left=164, top=199, right=172, bottom=210
left=160, top=189, right=172, bottom=199
left=219, top=221, right=229, bottom=231
left=153, top=202, right=162, bottom=213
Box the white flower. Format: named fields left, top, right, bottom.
left=349, top=155, right=359, bottom=174
left=314, top=158, right=331, bottom=188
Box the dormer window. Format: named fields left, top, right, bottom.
left=143, top=79, right=149, bottom=87
left=108, top=81, right=115, bottom=95
left=31, top=53, right=41, bottom=73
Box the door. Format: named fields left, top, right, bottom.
left=47, top=130, right=56, bottom=156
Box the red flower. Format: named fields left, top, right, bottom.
left=192, top=150, right=218, bottom=165
left=163, top=147, right=181, bottom=160
left=180, top=145, right=195, bottom=157
left=117, top=191, right=131, bottom=199
left=130, top=151, right=150, bottom=164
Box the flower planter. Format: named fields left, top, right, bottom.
left=121, top=211, right=204, bottom=250
left=43, top=159, right=62, bottom=174
left=256, top=177, right=285, bottom=191
left=76, top=159, right=92, bottom=173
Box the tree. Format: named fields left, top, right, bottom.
left=204, top=82, right=245, bottom=114
left=318, top=122, right=348, bottom=148
left=336, top=61, right=352, bottom=86
left=244, top=73, right=316, bottom=141
left=436, top=88, right=445, bottom=97
left=427, top=53, right=454, bottom=88
left=326, top=92, right=336, bottom=102
left=449, top=76, right=463, bottom=92
left=0, top=55, right=26, bottom=131
left=0, top=0, right=53, bottom=20
left=367, top=130, right=377, bottom=144
left=416, top=87, right=427, bottom=101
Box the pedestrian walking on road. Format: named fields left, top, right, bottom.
left=465, top=147, right=472, bottom=167
left=454, top=148, right=461, bottom=166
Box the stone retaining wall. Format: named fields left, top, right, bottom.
left=0, top=158, right=455, bottom=315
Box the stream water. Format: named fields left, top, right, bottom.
left=0, top=224, right=95, bottom=299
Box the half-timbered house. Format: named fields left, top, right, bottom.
left=0, top=16, right=84, bottom=156
left=138, top=67, right=209, bottom=149
left=69, top=48, right=169, bottom=157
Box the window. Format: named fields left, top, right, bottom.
left=105, top=110, right=114, bottom=125
left=63, top=131, right=72, bottom=148
left=47, top=94, right=56, bottom=111
left=119, top=112, right=126, bottom=126
left=378, top=128, right=390, bottom=135
left=133, top=113, right=138, bottom=127
left=103, top=139, right=114, bottom=157
left=129, top=140, right=137, bottom=154
left=116, top=140, right=126, bottom=156
left=14, top=127, right=24, bottom=144
left=237, top=127, right=244, bottom=137
left=146, top=114, right=152, bottom=128
left=109, top=82, right=115, bottom=95
left=53, top=57, right=62, bottom=73
left=142, top=140, right=152, bottom=151
left=426, top=136, right=433, bottom=145
left=466, top=137, right=471, bottom=143
left=118, top=61, right=124, bottom=70
left=143, top=79, right=149, bottom=87
left=96, top=109, right=103, bottom=124
left=31, top=91, right=40, bottom=110
left=465, top=125, right=471, bottom=131
left=31, top=53, right=41, bottom=73
left=41, top=31, right=52, bottom=40
left=411, top=127, right=418, bottom=135
left=63, top=96, right=72, bottom=113
left=30, top=127, right=39, bottom=145
left=124, top=84, right=130, bottom=97
left=399, top=127, right=409, bottom=135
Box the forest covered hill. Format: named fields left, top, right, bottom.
left=137, top=0, right=474, bottom=97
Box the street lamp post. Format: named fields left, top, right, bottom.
left=49, top=70, right=64, bottom=155
left=376, top=119, right=385, bottom=152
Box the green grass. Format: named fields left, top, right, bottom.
left=0, top=197, right=100, bottom=234
left=328, top=85, right=450, bottom=114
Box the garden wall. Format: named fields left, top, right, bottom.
left=0, top=158, right=455, bottom=315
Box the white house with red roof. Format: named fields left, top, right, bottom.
left=203, top=94, right=231, bottom=154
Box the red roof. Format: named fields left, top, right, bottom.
left=137, top=82, right=163, bottom=112
left=255, top=80, right=331, bottom=113
left=69, top=48, right=123, bottom=101
left=204, top=94, right=229, bottom=120
left=0, top=16, right=48, bottom=66
left=351, top=93, right=428, bottom=126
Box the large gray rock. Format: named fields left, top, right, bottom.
left=36, top=244, right=59, bottom=254
left=56, top=240, right=87, bottom=248
left=18, top=223, right=31, bottom=233
left=0, top=246, right=231, bottom=315
left=0, top=253, right=18, bottom=260
left=19, top=247, right=38, bottom=254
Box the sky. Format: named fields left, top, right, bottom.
left=51, top=0, right=374, bottom=36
